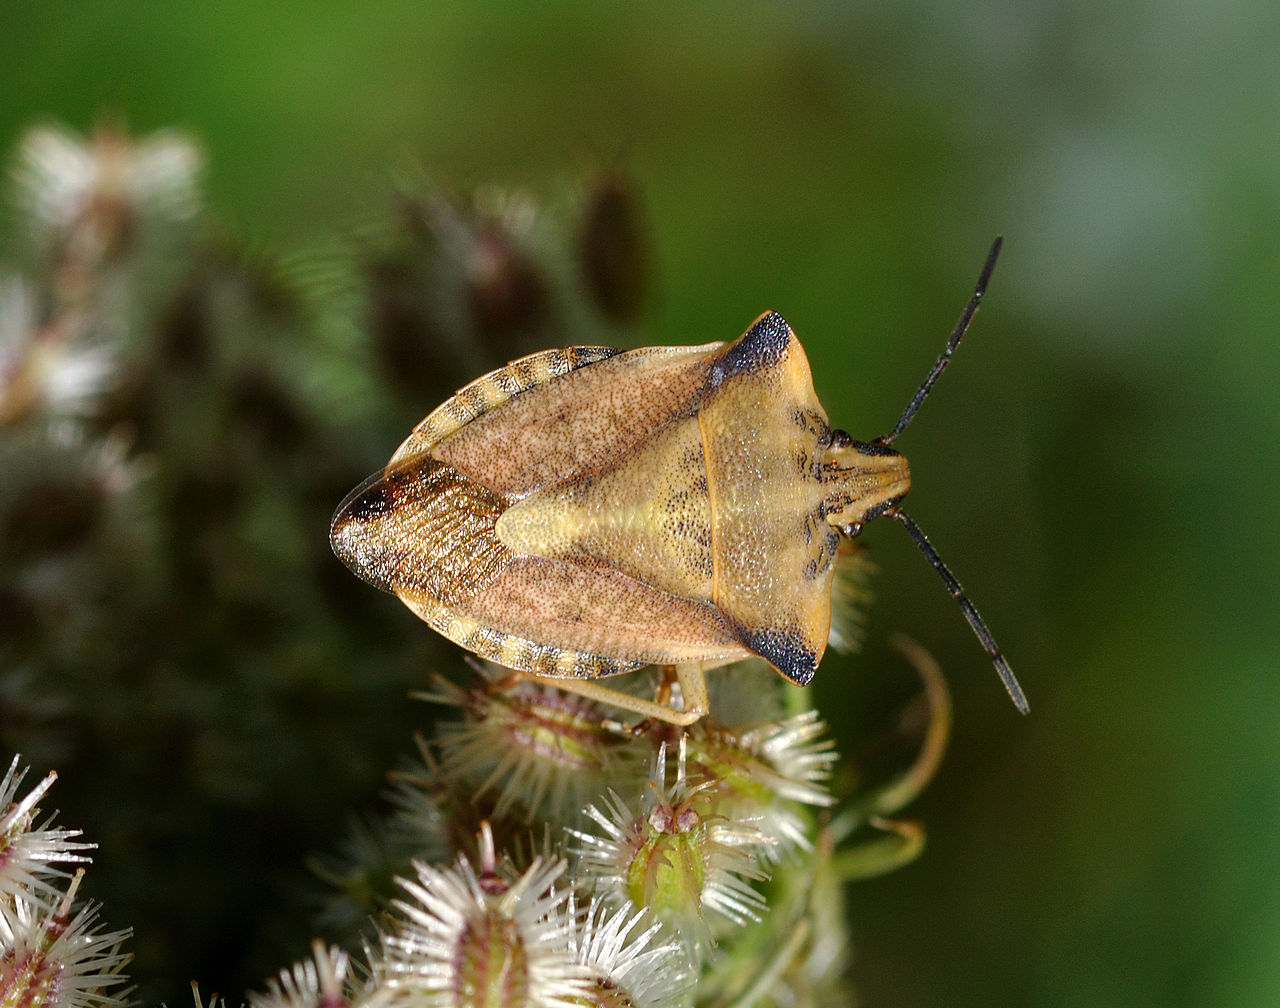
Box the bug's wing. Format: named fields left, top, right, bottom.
left=424, top=340, right=724, bottom=496
left=332, top=341, right=752, bottom=678
left=401, top=551, right=752, bottom=678
left=330, top=455, right=510, bottom=600
left=331, top=451, right=751, bottom=678
left=390, top=345, right=622, bottom=465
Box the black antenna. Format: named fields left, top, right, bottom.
left=880, top=236, right=1002, bottom=446
left=876, top=236, right=1028, bottom=713
left=889, top=508, right=1029, bottom=714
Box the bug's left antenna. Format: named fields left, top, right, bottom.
left=879, top=236, right=1002, bottom=447
left=889, top=507, right=1029, bottom=714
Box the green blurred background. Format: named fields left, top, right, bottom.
left=2, top=2, right=1278, bottom=1006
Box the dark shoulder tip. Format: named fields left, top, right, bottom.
left=744, top=310, right=792, bottom=354
left=737, top=626, right=818, bottom=686
left=329, top=471, right=397, bottom=591
left=331, top=471, right=394, bottom=529
left=712, top=311, right=794, bottom=385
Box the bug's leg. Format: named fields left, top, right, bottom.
left=672, top=662, right=710, bottom=722
left=660, top=665, right=691, bottom=711
left=488, top=668, right=526, bottom=693
left=653, top=666, right=677, bottom=707
left=526, top=661, right=714, bottom=727
left=527, top=672, right=707, bottom=726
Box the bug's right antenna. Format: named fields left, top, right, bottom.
left=889, top=506, right=1029, bottom=714
left=880, top=236, right=1002, bottom=447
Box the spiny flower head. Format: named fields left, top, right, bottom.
left=369, top=824, right=588, bottom=1008
left=12, top=122, right=200, bottom=265
left=0, top=758, right=93, bottom=907
left=568, top=897, right=691, bottom=1008
left=571, top=741, right=770, bottom=946
left=685, top=711, right=837, bottom=860
left=0, top=872, right=132, bottom=1008
left=427, top=666, right=627, bottom=825
left=250, top=941, right=351, bottom=1008
left=0, top=275, right=115, bottom=425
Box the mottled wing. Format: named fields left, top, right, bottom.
left=389, top=345, right=621, bottom=464
left=331, top=341, right=753, bottom=678
left=427, top=340, right=723, bottom=495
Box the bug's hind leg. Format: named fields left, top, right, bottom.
left=527, top=662, right=711, bottom=727
left=672, top=662, right=710, bottom=722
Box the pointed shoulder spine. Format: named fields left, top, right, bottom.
left=708, top=311, right=793, bottom=387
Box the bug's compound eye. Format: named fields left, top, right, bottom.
left=826, top=428, right=854, bottom=450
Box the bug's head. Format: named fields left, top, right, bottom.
left=821, top=430, right=911, bottom=535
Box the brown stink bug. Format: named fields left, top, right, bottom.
left=331, top=238, right=1027, bottom=724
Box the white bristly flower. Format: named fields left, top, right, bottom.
left=571, top=741, right=770, bottom=950
left=426, top=666, right=625, bottom=824
left=0, top=757, right=94, bottom=907
left=686, top=711, right=837, bottom=860
left=250, top=941, right=351, bottom=1008
left=0, top=274, right=116, bottom=424
left=368, top=825, right=588, bottom=1008
left=13, top=124, right=200, bottom=248
left=0, top=872, right=132, bottom=1008
left=568, top=896, right=692, bottom=1008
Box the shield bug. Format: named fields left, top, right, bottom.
left=331, top=238, right=1027, bottom=724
